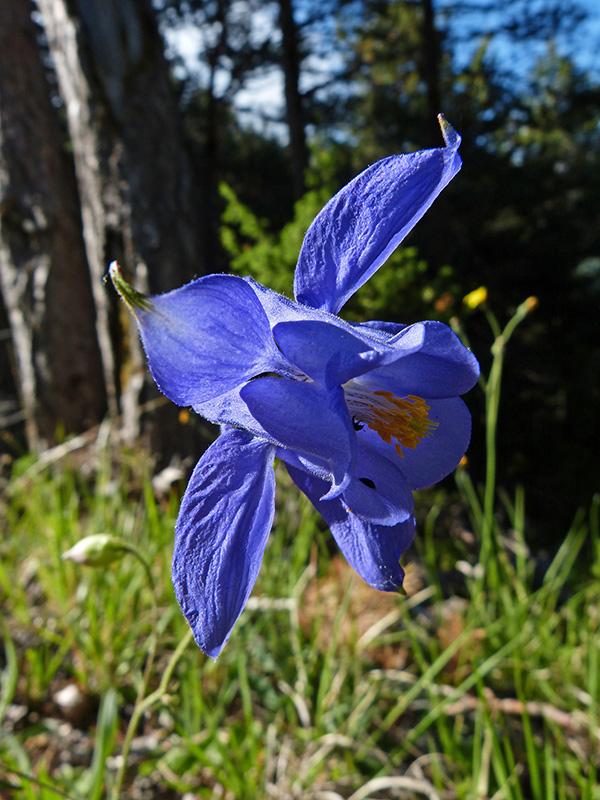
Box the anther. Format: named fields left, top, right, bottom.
left=344, top=384, right=437, bottom=456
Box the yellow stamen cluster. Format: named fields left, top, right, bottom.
left=348, top=387, right=438, bottom=456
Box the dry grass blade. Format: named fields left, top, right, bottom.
left=347, top=775, right=441, bottom=800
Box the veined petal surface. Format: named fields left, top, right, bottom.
left=293, top=119, right=461, bottom=313
left=245, top=276, right=404, bottom=349
left=136, top=274, right=284, bottom=406
left=288, top=465, right=415, bottom=591
left=172, top=429, right=275, bottom=658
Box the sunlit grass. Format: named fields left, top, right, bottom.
left=1, top=297, right=599, bottom=798
left=1, top=448, right=598, bottom=799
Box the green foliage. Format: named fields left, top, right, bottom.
left=1, top=448, right=599, bottom=797
left=1, top=297, right=599, bottom=797
left=184, top=3, right=600, bottom=538
left=220, top=181, right=331, bottom=296
left=220, top=180, right=462, bottom=323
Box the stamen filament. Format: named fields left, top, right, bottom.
left=345, top=385, right=437, bottom=456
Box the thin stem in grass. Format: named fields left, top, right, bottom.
left=514, top=664, right=543, bottom=800
left=107, top=534, right=189, bottom=800
left=65, top=531, right=163, bottom=799
left=481, top=334, right=503, bottom=591
left=402, top=628, right=527, bottom=752
left=110, top=628, right=194, bottom=799
left=118, top=543, right=156, bottom=595
left=478, top=299, right=537, bottom=595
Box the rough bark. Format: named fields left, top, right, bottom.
left=202, top=0, right=229, bottom=269
left=421, top=0, right=442, bottom=144
left=0, top=295, right=20, bottom=432
left=277, top=0, right=309, bottom=199
left=0, top=0, right=106, bottom=450
left=36, top=0, right=206, bottom=448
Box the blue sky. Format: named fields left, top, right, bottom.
left=166, top=0, right=600, bottom=139
left=443, top=0, right=600, bottom=80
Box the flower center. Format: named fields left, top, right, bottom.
left=344, top=384, right=437, bottom=456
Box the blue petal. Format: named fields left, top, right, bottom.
left=244, top=277, right=313, bottom=325
left=193, top=386, right=281, bottom=444
left=136, top=274, right=285, bottom=406
left=352, top=320, right=408, bottom=342
left=243, top=277, right=424, bottom=369
left=357, top=321, right=479, bottom=399
left=272, top=319, right=422, bottom=389
left=240, top=376, right=354, bottom=493
left=281, top=435, right=413, bottom=525
left=360, top=397, right=472, bottom=490
left=293, top=118, right=462, bottom=313
left=172, top=429, right=275, bottom=657
left=245, top=276, right=401, bottom=346
left=341, top=440, right=413, bottom=525
left=276, top=447, right=331, bottom=482
left=287, top=465, right=415, bottom=591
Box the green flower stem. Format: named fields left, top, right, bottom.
left=111, top=628, right=194, bottom=799
left=483, top=307, right=502, bottom=340
left=450, top=316, right=487, bottom=393
left=117, top=543, right=156, bottom=595
left=106, top=539, right=160, bottom=800
left=480, top=300, right=536, bottom=592
left=481, top=331, right=504, bottom=590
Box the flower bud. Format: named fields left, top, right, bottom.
left=62, top=534, right=128, bottom=567
left=514, top=295, right=539, bottom=322
left=463, top=286, right=488, bottom=310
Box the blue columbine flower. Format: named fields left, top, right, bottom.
left=111, top=115, right=479, bottom=658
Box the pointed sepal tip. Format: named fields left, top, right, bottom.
left=108, top=261, right=153, bottom=313
left=437, top=114, right=461, bottom=149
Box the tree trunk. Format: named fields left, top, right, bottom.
left=421, top=0, right=442, bottom=144
left=36, top=0, right=206, bottom=449
left=0, top=295, right=20, bottom=433
left=202, top=0, right=229, bottom=270
left=277, top=0, right=309, bottom=199
left=0, top=0, right=106, bottom=450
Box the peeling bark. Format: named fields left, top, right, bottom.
left=36, top=0, right=206, bottom=446
left=0, top=0, right=106, bottom=449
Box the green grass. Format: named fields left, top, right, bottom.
left=1, top=298, right=599, bottom=798
left=1, top=450, right=598, bottom=799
